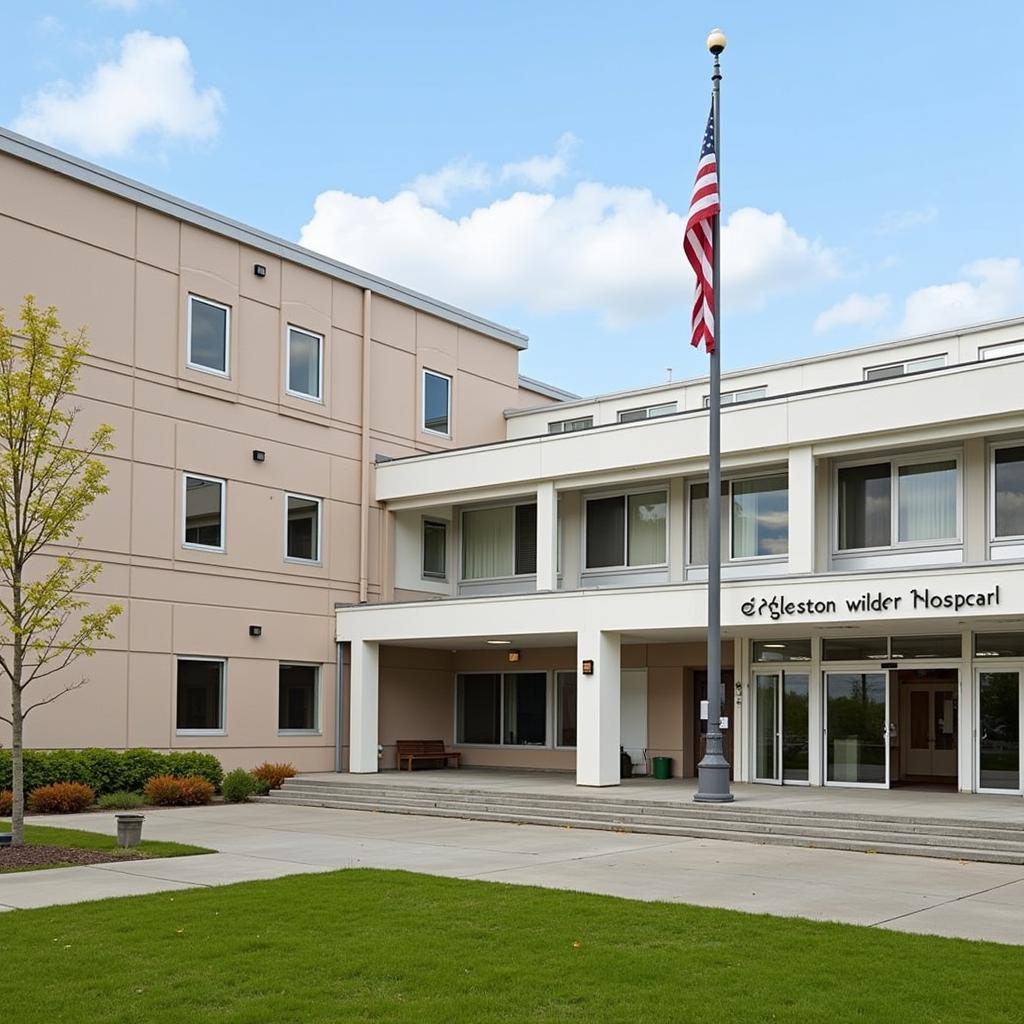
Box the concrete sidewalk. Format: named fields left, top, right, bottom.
left=3, top=803, right=1023, bottom=945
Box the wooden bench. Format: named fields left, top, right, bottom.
left=395, top=740, right=462, bottom=772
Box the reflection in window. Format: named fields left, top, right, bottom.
left=287, top=327, right=322, bottom=399
left=286, top=495, right=320, bottom=561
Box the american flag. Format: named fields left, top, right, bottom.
left=684, top=105, right=719, bottom=353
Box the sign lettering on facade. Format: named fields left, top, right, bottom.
left=740, top=586, right=1001, bottom=622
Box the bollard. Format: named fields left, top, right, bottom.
left=115, top=813, right=145, bottom=848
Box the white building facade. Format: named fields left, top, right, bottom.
left=337, top=318, right=1024, bottom=797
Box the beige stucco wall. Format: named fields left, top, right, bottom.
left=0, top=151, right=528, bottom=770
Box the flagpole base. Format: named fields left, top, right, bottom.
left=694, top=756, right=734, bottom=803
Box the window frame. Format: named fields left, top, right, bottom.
left=283, top=492, right=322, bottom=564
left=277, top=662, right=321, bottom=735
left=181, top=472, right=226, bottom=553
left=701, top=385, right=767, bottom=408
left=616, top=402, right=677, bottom=423
left=454, top=670, right=553, bottom=748
left=458, top=499, right=537, bottom=582
left=832, top=449, right=962, bottom=555
left=186, top=294, right=231, bottom=378
left=989, top=440, right=1024, bottom=544
left=548, top=415, right=594, bottom=434
left=285, top=324, right=325, bottom=402
left=175, top=656, right=227, bottom=736
left=422, top=518, right=448, bottom=580
left=422, top=368, right=453, bottom=438
left=582, top=484, right=670, bottom=572
left=862, top=353, right=946, bottom=381
left=981, top=339, right=1024, bottom=361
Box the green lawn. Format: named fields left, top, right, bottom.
left=0, top=822, right=212, bottom=871
left=1, top=869, right=1022, bottom=1022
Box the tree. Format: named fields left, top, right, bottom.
left=0, top=296, right=122, bottom=844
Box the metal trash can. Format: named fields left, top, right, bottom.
left=652, top=756, right=672, bottom=780
left=116, top=813, right=145, bottom=848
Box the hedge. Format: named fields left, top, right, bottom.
left=0, top=748, right=224, bottom=797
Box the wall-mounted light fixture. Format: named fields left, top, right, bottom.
left=252, top=450, right=266, bottom=462
left=581, top=659, right=594, bottom=676
left=254, top=264, right=267, bottom=278
left=507, top=649, right=521, bottom=664
left=249, top=625, right=263, bottom=637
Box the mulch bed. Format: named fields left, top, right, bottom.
left=0, top=845, right=138, bottom=869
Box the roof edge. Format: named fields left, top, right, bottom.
left=515, top=374, right=579, bottom=402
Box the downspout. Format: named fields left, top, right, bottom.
left=358, top=289, right=372, bottom=603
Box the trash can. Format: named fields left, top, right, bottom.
left=652, top=756, right=672, bottom=780
left=116, top=813, right=145, bottom=848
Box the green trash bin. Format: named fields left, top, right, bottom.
left=652, top=756, right=672, bottom=780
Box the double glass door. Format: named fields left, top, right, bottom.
left=825, top=671, right=889, bottom=786
left=978, top=670, right=1021, bottom=792
left=753, top=672, right=809, bottom=783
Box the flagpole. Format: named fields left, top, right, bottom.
left=695, top=27, right=734, bottom=803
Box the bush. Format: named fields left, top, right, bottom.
left=252, top=762, right=297, bottom=791
left=163, top=751, right=224, bottom=790
left=97, top=791, right=146, bottom=810
left=119, top=749, right=168, bottom=793
left=27, top=782, right=95, bottom=814
left=0, top=789, right=11, bottom=816
left=143, top=774, right=215, bottom=807
left=221, top=768, right=258, bottom=803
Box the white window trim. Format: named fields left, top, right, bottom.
left=175, top=655, right=227, bottom=736
left=283, top=492, right=322, bottom=564
left=702, top=385, right=767, bottom=408
left=989, top=440, right=1024, bottom=545
left=286, top=325, right=324, bottom=402
left=422, top=369, right=453, bottom=438
left=863, top=353, right=946, bottom=381
left=458, top=499, right=538, bottom=583
left=278, top=662, right=322, bottom=735
left=548, top=415, right=594, bottom=434
left=687, top=470, right=790, bottom=567
left=616, top=402, right=676, bottom=423
left=454, top=670, right=553, bottom=748
left=974, top=665, right=1023, bottom=796
left=181, top=472, right=226, bottom=553
left=422, top=518, right=448, bottom=581
left=186, top=294, right=231, bottom=378
left=832, top=449, right=963, bottom=556
left=582, top=484, right=670, bottom=572
left=981, top=339, right=1024, bottom=361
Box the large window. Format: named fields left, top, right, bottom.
left=617, top=402, right=676, bottom=423
left=837, top=456, right=958, bottom=551
left=287, top=326, right=323, bottom=400
left=585, top=490, right=667, bottom=569
left=461, top=503, right=537, bottom=580
left=187, top=295, right=229, bottom=376
left=279, top=664, right=319, bottom=732
left=176, top=658, right=225, bottom=733
left=456, top=673, right=548, bottom=745
left=423, top=370, right=452, bottom=436
left=285, top=494, right=320, bottom=562
left=182, top=474, right=225, bottom=551
left=993, top=445, right=1024, bottom=539
left=690, top=474, right=788, bottom=564
left=422, top=520, right=447, bottom=579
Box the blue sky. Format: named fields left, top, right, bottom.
left=3, top=1, right=1023, bottom=395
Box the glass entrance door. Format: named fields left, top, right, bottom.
left=825, top=671, right=889, bottom=787
left=754, top=673, right=780, bottom=783
left=977, top=670, right=1021, bottom=793
left=753, top=671, right=810, bottom=785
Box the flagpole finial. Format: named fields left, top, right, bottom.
left=706, top=28, right=727, bottom=54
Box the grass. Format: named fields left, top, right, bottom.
left=0, top=822, right=212, bottom=872
left=1, top=869, right=1023, bottom=1023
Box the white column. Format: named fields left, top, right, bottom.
left=348, top=640, right=379, bottom=773
left=536, top=480, right=558, bottom=591
left=575, top=627, right=621, bottom=786
left=787, top=446, right=816, bottom=575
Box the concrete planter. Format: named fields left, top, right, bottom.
left=115, top=813, right=145, bottom=848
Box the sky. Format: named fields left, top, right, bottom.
left=2, top=1, right=1023, bottom=396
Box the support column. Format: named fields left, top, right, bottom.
left=787, top=445, right=815, bottom=575
left=536, top=480, right=558, bottom=591
left=575, top=627, right=621, bottom=786
left=348, top=640, right=380, bottom=773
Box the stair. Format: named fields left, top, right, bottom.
left=257, top=777, right=1024, bottom=865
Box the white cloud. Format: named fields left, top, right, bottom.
left=500, top=132, right=578, bottom=189
left=299, top=182, right=837, bottom=328
left=13, top=31, right=223, bottom=158
left=408, top=159, right=491, bottom=208
left=94, top=0, right=144, bottom=10
left=902, top=258, right=1024, bottom=335
left=875, top=206, right=938, bottom=234
left=814, top=292, right=891, bottom=334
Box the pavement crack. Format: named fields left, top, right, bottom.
left=869, top=873, right=1024, bottom=927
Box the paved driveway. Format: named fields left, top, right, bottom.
left=3, top=803, right=1023, bottom=945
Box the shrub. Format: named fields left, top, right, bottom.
left=252, top=762, right=297, bottom=791
left=177, top=776, right=215, bottom=806
left=97, top=791, right=146, bottom=810
left=27, top=782, right=96, bottom=814
left=120, top=749, right=168, bottom=793
left=250, top=775, right=272, bottom=796
left=221, top=768, right=258, bottom=804
left=143, top=774, right=215, bottom=807
left=163, top=751, right=224, bottom=790
left=78, top=748, right=127, bottom=794
left=0, top=789, right=11, bottom=816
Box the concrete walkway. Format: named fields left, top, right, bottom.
left=3, top=803, right=1024, bottom=946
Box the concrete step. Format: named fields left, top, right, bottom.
left=255, top=794, right=1024, bottom=864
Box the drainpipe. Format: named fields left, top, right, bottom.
left=358, top=289, right=372, bottom=603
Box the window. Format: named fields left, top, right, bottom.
left=423, top=369, right=452, bottom=436
left=617, top=402, right=676, bottom=423
left=456, top=672, right=548, bottom=745
left=993, top=445, right=1024, bottom=539
left=548, top=416, right=594, bottom=434
left=176, top=658, right=225, bottom=732
left=182, top=474, right=225, bottom=551
left=976, top=633, right=1024, bottom=658
left=890, top=634, right=962, bottom=660
left=287, top=326, right=323, bottom=400
left=278, top=664, right=319, bottom=732
left=422, top=520, right=447, bottom=579
left=461, top=503, right=536, bottom=580
left=837, top=456, right=958, bottom=551
left=702, top=385, right=767, bottom=408
left=863, top=354, right=945, bottom=381
left=187, top=296, right=229, bottom=375
left=752, top=639, right=812, bottom=663
left=585, top=490, right=667, bottom=569
left=690, top=474, right=788, bottom=564
left=285, top=494, right=320, bottom=562
left=556, top=671, right=577, bottom=746
left=821, top=637, right=890, bottom=661
left=981, top=339, right=1024, bottom=360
